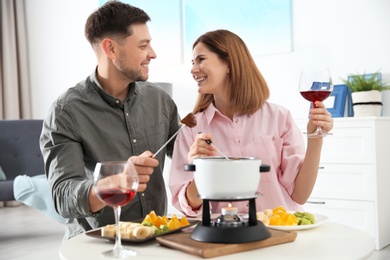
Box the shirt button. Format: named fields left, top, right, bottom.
left=141, top=193, right=145, bottom=196
left=126, top=113, right=129, bottom=116
left=133, top=139, right=137, bottom=143
left=235, top=119, right=239, bottom=123
left=115, top=99, right=120, bottom=104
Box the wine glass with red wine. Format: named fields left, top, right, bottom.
left=93, top=161, right=139, bottom=258
left=299, top=67, right=333, bottom=138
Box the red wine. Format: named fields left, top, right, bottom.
left=97, top=189, right=136, bottom=207
left=300, top=90, right=331, bottom=102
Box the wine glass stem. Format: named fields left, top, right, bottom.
left=312, top=102, right=323, bottom=133
left=114, top=206, right=123, bottom=253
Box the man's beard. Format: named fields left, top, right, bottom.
left=117, top=52, right=148, bottom=82
left=120, top=67, right=147, bottom=82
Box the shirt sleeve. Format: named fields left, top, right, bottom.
left=277, top=111, right=305, bottom=195
left=169, top=127, right=203, bottom=217
left=40, top=103, right=94, bottom=218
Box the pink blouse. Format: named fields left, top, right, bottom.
left=169, top=102, right=305, bottom=217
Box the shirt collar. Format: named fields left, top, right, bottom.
left=203, top=102, right=253, bottom=124
left=90, top=68, right=136, bottom=109
left=204, top=103, right=225, bottom=125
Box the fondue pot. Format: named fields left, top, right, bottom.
left=184, top=157, right=270, bottom=199
left=185, top=157, right=271, bottom=243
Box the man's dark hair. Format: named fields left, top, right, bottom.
left=85, top=1, right=150, bottom=45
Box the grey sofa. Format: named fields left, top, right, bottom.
left=0, top=119, right=44, bottom=202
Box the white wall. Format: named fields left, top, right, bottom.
left=24, top=0, right=390, bottom=215
left=25, top=0, right=98, bottom=118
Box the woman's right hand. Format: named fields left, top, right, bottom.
left=187, top=133, right=216, bottom=163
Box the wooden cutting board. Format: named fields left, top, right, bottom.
left=156, top=228, right=297, bottom=258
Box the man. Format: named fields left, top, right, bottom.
left=40, top=1, right=181, bottom=239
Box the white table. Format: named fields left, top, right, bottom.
left=59, top=222, right=375, bottom=259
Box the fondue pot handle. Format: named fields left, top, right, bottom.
left=260, top=164, right=270, bottom=172
left=184, top=164, right=195, bottom=171
left=184, top=164, right=270, bottom=172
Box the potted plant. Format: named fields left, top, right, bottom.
left=341, top=71, right=390, bottom=117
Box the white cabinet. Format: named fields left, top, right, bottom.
left=294, top=117, right=390, bottom=250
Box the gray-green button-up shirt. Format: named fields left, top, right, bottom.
left=40, top=70, right=181, bottom=238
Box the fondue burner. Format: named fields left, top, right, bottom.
left=191, top=196, right=271, bottom=243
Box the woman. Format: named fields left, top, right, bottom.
left=169, top=29, right=333, bottom=217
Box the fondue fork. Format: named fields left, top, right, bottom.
left=204, top=139, right=230, bottom=160
left=152, top=125, right=184, bottom=158
left=153, top=113, right=197, bottom=158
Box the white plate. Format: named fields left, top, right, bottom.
left=266, top=213, right=329, bottom=231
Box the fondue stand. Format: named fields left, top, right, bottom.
left=185, top=159, right=272, bottom=244
left=191, top=195, right=271, bottom=243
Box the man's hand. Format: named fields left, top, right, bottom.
left=128, top=151, right=159, bottom=192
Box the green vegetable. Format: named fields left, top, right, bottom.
left=300, top=218, right=312, bottom=225
left=303, top=212, right=315, bottom=224
left=152, top=226, right=163, bottom=235
left=142, top=221, right=154, bottom=227
left=293, top=212, right=303, bottom=218
left=159, top=225, right=169, bottom=233
left=293, top=211, right=315, bottom=225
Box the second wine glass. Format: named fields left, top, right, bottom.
left=93, top=161, right=139, bottom=258
left=299, top=67, right=333, bottom=138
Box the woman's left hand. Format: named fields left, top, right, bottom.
left=307, top=101, right=334, bottom=134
